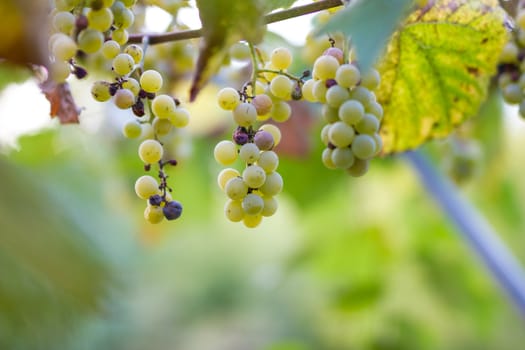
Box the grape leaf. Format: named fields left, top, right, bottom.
left=314, top=0, right=413, bottom=72
left=376, top=0, right=508, bottom=153
left=190, top=0, right=265, bottom=101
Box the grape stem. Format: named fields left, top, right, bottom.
left=128, top=0, right=345, bottom=45
left=405, top=150, right=525, bottom=317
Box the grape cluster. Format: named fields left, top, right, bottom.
left=303, top=44, right=383, bottom=176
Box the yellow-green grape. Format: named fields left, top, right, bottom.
left=52, top=11, right=76, bottom=34
left=152, top=94, right=176, bottom=119
left=301, top=79, right=317, bottom=102
left=517, top=11, right=525, bottom=30
left=313, top=80, right=328, bottom=103
left=113, top=88, right=135, bottom=109
left=320, top=124, right=331, bottom=145
left=243, top=213, right=263, bottom=228
left=360, top=68, right=381, bottom=90
left=262, top=62, right=279, bottom=81
left=502, top=83, right=523, bottom=104
left=259, top=124, right=281, bottom=146
left=366, top=101, right=383, bottom=121
left=224, top=199, right=244, bottom=222
left=49, top=60, right=71, bottom=82
left=335, top=64, right=361, bottom=88
left=233, top=102, right=257, bottom=127
left=242, top=165, right=266, bottom=188
left=372, top=133, right=383, bottom=155
left=270, top=47, right=293, bottom=70
left=77, top=29, right=104, bottom=54
left=124, top=44, right=144, bottom=64
left=270, top=75, right=293, bottom=100
left=328, top=121, right=355, bottom=148
left=138, top=139, right=164, bottom=164
left=144, top=204, right=164, bottom=224
left=331, top=147, right=355, bottom=169
left=355, top=114, right=380, bottom=134
left=499, top=42, right=519, bottom=63
left=259, top=171, right=283, bottom=196
left=270, top=101, right=291, bottom=122
left=87, top=8, right=114, bottom=32
left=251, top=94, right=273, bottom=116
left=242, top=193, right=264, bottom=215
left=257, top=151, right=279, bottom=173
left=135, top=175, right=160, bottom=199
left=349, top=86, right=375, bottom=108
left=112, top=28, right=129, bottom=45
left=229, top=42, right=251, bottom=61
left=122, top=78, right=140, bottom=96
left=246, top=81, right=266, bottom=96
left=322, top=105, right=339, bottom=123
left=122, top=120, right=142, bottom=138
left=113, top=7, right=134, bottom=28
left=101, top=40, right=121, bottom=59
left=217, top=87, right=240, bottom=110
left=339, top=99, right=364, bottom=125
left=214, top=140, right=238, bottom=165
left=54, top=0, right=76, bottom=11
left=140, top=70, right=163, bottom=93
left=261, top=196, right=278, bottom=217
left=312, top=55, right=339, bottom=80
left=322, top=148, right=337, bottom=169
left=152, top=117, right=173, bottom=136
left=239, top=143, right=260, bottom=163
left=119, top=0, right=137, bottom=8
left=140, top=123, right=154, bottom=140
left=91, top=80, right=112, bottom=102
left=325, top=85, right=350, bottom=108
left=112, top=53, right=135, bottom=75
left=351, top=134, right=377, bottom=160
left=170, top=108, right=190, bottom=128
left=218, top=168, right=240, bottom=190
left=52, top=35, right=77, bottom=61
left=347, top=158, right=370, bottom=177
left=225, top=177, right=249, bottom=200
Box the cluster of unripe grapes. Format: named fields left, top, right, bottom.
left=302, top=45, right=383, bottom=176
left=498, top=7, right=525, bottom=117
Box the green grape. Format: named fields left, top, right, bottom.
left=52, top=11, right=76, bottom=34
left=372, top=133, right=383, bottom=155
left=225, top=177, right=249, bottom=200
left=325, top=85, right=350, bottom=108
left=224, top=199, right=244, bottom=222
left=502, top=83, right=523, bottom=104
left=261, top=196, right=278, bottom=217
left=152, top=117, right=173, bottom=136
left=91, top=80, right=112, bottom=102
left=242, top=193, right=264, bottom=215
left=138, top=139, right=164, bottom=164
left=242, top=165, right=266, bottom=188
left=140, top=123, right=154, bottom=140
left=112, top=28, right=129, bottom=45
left=351, top=134, right=376, bottom=160
left=328, top=121, right=355, bottom=148
left=112, top=53, right=135, bottom=76
left=257, top=151, right=279, bottom=173
left=214, top=140, right=238, bottom=165
left=347, top=158, right=370, bottom=177
left=140, top=70, right=163, bottom=93
left=259, top=124, right=281, bottom=146
left=135, top=175, right=160, bottom=199
left=122, top=78, right=140, bottom=96
left=517, top=11, right=525, bottom=30
left=322, top=148, right=337, bottom=169
left=251, top=94, right=273, bottom=116
left=301, top=79, right=317, bottom=102
left=170, top=108, right=190, bottom=128
left=77, top=29, right=104, bottom=54
left=87, top=8, right=114, bottom=32
left=233, top=102, right=257, bottom=127
left=270, top=101, right=291, bottom=122
left=312, top=55, right=339, bottom=80
left=320, top=123, right=331, bottom=145
left=259, top=171, right=283, bottom=196
left=124, top=44, right=144, bottom=64
left=270, top=47, right=292, bottom=70
left=500, top=42, right=519, bottom=63
left=322, top=104, right=339, bottom=123
left=113, top=88, right=135, bottom=109
left=218, top=168, right=240, bottom=191
left=152, top=94, right=176, bottom=119
left=229, top=42, right=251, bottom=61
left=50, top=60, right=71, bottom=82
left=335, top=64, right=360, bottom=88
left=101, top=40, right=121, bottom=59
left=270, top=75, right=293, bottom=100
left=339, top=99, right=365, bottom=125
left=239, top=143, right=260, bottom=163
left=349, top=86, right=375, bottom=107
left=355, top=113, right=380, bottom=134
left=144, top=204, right=164, bottom=224
left=217, top=87, right=240, bottom=110
left=262, top=62, right=279, bottom=81
left=52, top=36, right=77, bottom=61
left=119, top=0, right=136, bottom=8
left=366, top=101, right=383, bottom=121
left=313, top=80, right=328, bottom=103
left=113, top=7, right=134, bottom=28
left=243, top=213, right=262, bottom=228
left=360, top=68, right=381, bottom=90
left=122, top=120, right=142, bottom=138
left=331, top=147, right=355, bottom=169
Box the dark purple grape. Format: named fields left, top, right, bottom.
left=233, top=127, right=249, bottom=145
left=291, top=84, right=302, bottom=100
left=109, top=83, right=119, bottom=96
left=72, top=65, right=88, bottom=79
left=149, top=194, right=163, bottom=206
left=254, top=130, right=274, bottom=150
left=325, top=79, right=337, bottom=88
left=132, top=99, right=145, bottom=116
left=163, top=200, right=183, bottom=220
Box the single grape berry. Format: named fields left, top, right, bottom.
left=233, top=127, right=250, bottom=145
left=149, top=194, right=163, bottom=206
left=163, top=201, right=183, bottom=220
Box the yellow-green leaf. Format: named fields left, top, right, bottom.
left=377, top=0, right=508, bottom=154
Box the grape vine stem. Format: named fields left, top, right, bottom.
left=128, top=0, right=344, bottom=45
